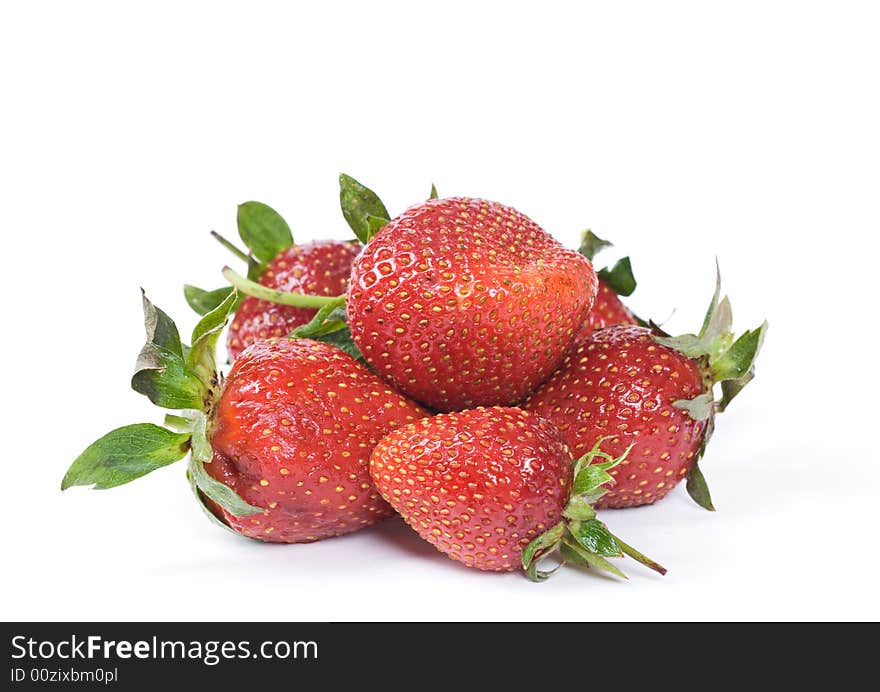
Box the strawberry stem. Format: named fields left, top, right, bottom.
left=615, top=536, right=668, bottom=575
left=211, top=231, right=251, bottom=264
left=222, top=267, right=343, bottom=309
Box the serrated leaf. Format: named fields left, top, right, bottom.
left=686, top=459, right=715, bottom=511
left=237, top=201, right=293, bottom=264
left=578, top=230, right=612, bottom=261
left=598, top=257, right=637, bottom=296
left=309, top=325, right=366, bottom=361
left=292, top=297, right=348, bottom=338
left=131, top=293, right=205, bottom=410
left=339, top=173, right=390, bottom=244
left=187, top=289, right=238, bottom=390
left=429, top=183, right=438, bottom=199
left=711, top=321, right=768, bottom=383
left=569, top=519, right=623, bottom=558
left=184, top=285, right=236, bottom=316
left=673, top=392, right=715, bottom=421
left=188, top=456, right=263, bottom=517
left=62, top=424, right=191, bottom=490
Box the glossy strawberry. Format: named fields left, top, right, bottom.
left=526, top=277, right=766, bottom=509
left=205, top=337, right=428, bottom=542
left=347, top=198, right=597, bottom=411
left=63, top=291, right=428, bottom=544
left=370, top=406, right=665, bottom=580
left=227, top=241, right=360, bottom=359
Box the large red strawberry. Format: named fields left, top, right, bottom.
left=226, top=241, right=360, bottom=360
left=346, top=197, right=597, bottom=411
left=573, top=230, right=638, bottom=345
left=62, top=291, right=428, bottom=543
left=224, top=179, right=599, bottom=412
left=183, top=200, right=361, bottom=360
left=525, top=275, right=767, bottom=509
left=370, top=406, right=665, bottom=580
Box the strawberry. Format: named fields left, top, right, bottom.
left=370, top=406, right=666, bottom=580
left=226, top=241, right=360, bottom=360
left=182, top=200, right=360, bottom=360
left=224, top=178, right=599, bottom=412
left=204, top=337, right=428, bottom=541
left=525, top=272, right=767, bottom=509
left=62, top=290, right=428, bottom=543
left=573, top=230, right=639, bottom=345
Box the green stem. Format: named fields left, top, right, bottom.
left=211, top=231, right=251, bottom=264
left=222, top=267, right=343, bottom=309
left=615, top=536, right=668, bottom=575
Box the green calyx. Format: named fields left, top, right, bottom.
left=522, top=438, right=668, bottom=582
left=578, top=230, right=637, bottom=297
left=652, top=265, right=769, bottom=510
left=62, top=289, right=262, bottom=523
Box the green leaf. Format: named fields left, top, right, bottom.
left=719, top=368, right=755, bottom=412
left=339, top=173, right=390, bottom=244
left=308, top=325, right=366, bottom=361
left=131, top=292, right=205, bottom=410
left=699, top=261, right=723, bottom=338
left=187, top=289, right=238, bottom=391
left=711, top=321, right=768, bottom=383
left=186, top=465, right=241, bottom=536
left=190, top=412, right=212, bottom=464
left=522, top=521, right=565, bottom=582
left=569, top=519, right=622, bottom=558
left=292, top=297, right=348, bottom=338
left=62, top=424, right=191, bottom=490
left=559, top=541, right=591, bottom=567
left=429, top=183, right=439, bottom=199
left=572, top=464, right=616, bottom=496
left=702, top=295, right=734, bottom=350
left=653, top=332, right=711, bottom=358
left=184, top=285, right=235, bottom=316
left=237, top=201, right=293, bottom=265
left=163, top=414, right=193, bottom=432
left=366, top=214, right=389, bottom=239
left=562, top=496, right=597, bottom=521
left=561, top=537, right=627, bottom=579
left=686, top=459, right=715, bottom=511
left=673, top=392, right=715, bottom=421
left=578, top=230, right=612, bottom=261
left=188, top=456, right=263, bottom=517
left=598, top=257, right=637, bottom=296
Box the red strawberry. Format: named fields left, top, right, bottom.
left=370, top=406, right=665, bottom=579
left=205, top=337, right=428, bottom=541
left=573, top=230, right=638, bottom=345
left=62, top=291, right=428, bottom=544
left=227, top=241, right=360, bottom=359
left=525, top=275, right=767, bottom=509
left=346, top=198, right=597, bottom=411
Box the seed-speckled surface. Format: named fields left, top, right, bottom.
left=347, top=198, right=597, bottom=411
left=524, top=325, right=706, bottom=508
left=227, top=241, right=361, bottom=360
left=574, top=278, right=637, bottom=346
left=207, top=338, right=429, bottom=543
left=370, top=407, right=572, bottom=572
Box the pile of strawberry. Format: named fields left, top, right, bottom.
left=63, top=175, right=766, bottom=581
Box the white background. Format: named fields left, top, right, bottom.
left=2, top=2, right=878, bottom=621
